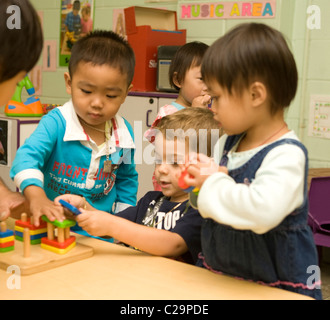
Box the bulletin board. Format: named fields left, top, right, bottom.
left=308, top=95, right=330, bottom=139
left=59, top=0, right=95, bottom=67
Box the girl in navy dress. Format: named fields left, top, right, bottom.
left=184, top=23, right=322, bottom=299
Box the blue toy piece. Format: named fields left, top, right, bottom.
left=0, top=229, right=14, bottom=238
left=59, top=199, right=82, bottom=216
left=0, top=222, right=14, bottom=252
left=14, top=230, right=46, bottom=241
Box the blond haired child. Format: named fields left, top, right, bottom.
left=56, top=108, right=221, bottom=263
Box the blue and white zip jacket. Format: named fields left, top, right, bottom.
left=10, top=100, right=138, bottom=215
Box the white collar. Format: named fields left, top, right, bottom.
left=59, top=100, right=135, bottom=149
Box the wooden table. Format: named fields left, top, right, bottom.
left=0, top=219, right=312, bottom=300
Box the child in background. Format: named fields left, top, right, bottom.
left=10, top=31, right=138, bottom=240
left=0, top=0, right=43, bottom=221
left=184, top=23, right=322, bottom=299
left=55, top=108, right=221, bottom=264
left=145, top=41, right=210, bottom=190
left=64, top=0, right=81, bottom=33
left=80, top=4, right=93, bottom=35
left=145, top=41, right=210, bottom=144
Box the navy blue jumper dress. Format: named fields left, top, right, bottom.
left=198, top=135, right=322, bottom=300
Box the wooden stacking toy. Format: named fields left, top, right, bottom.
left=41, top=216, right=76, bottom=254
left=14, top=213, right=47, bottom=244
left=0, top=221, right=14, bottom=253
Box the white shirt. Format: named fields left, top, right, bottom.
left=197, top=131, right=305, bottom=234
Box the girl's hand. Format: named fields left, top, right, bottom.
left=185, top=153, right=228, bottom=189
left=191, top=94, right=212, bottom=108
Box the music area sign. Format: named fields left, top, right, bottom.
left=179, top=1, right=276, bottom=20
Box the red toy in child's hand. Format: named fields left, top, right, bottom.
left=178, top=168, right=194, bottom=192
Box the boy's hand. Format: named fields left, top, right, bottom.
left=24, top=186, right=65, bottom=226
left=29, top=197, right=65, bottom=226
left=54, top=194, right=87, bottom=220
left=76, top=210, right=111, bottom=237
left=54, top=194, right=86, bottom=209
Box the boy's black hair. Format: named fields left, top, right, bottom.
left=202, top=23, right=298, bottom=114
left=68, top=30, right=135, bottom=87
left=0, top=0, right=43, bottom=82
left=169, top=41, right=209, bottom=91
left=73, top=0, right=81, bottom=11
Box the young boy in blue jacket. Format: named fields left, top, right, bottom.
left=10, top=31, right=138, bottom=238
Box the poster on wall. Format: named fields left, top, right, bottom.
left=59, top=0, right=94, bottom=67
left=179, top=1, right=276, bottom=20
left=308, top=95, right=330, bottom=139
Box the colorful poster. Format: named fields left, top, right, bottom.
left=309, top=95, right=330, bottom=139
left=179, top=1, right=276, bottom=20
left=59, top=0, right=94, bottom=67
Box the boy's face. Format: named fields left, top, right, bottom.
left=0, top=71, right=26, bottom=107
left=154, top=134, right=188, bottom=203
left=64, top=62, right=131, bottom=129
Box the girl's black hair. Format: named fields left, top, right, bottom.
left=202, top=23, right=298, bottom=113
left=169, top=41, right=209, bottom=91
